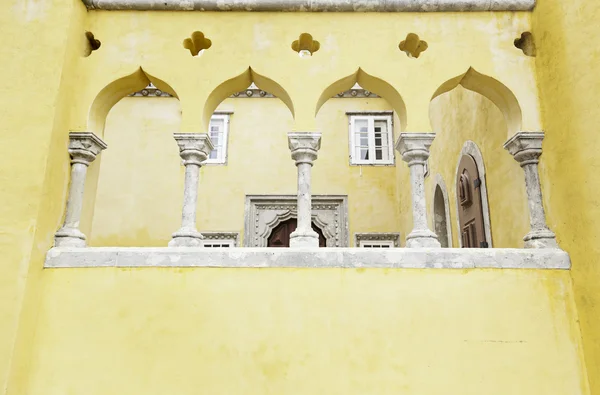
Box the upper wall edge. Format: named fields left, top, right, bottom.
left=82, top=0, right=535, bottom=12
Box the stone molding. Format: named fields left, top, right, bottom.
left=45, top=247, right=570, bottom=270
left=504, top=131, right=544, bottom=166
left=355, top=233, right=401, bottom=247
left=395, top=132, right=434, bottom=166
left=201, top=232, right=240, bottom=246
left=82, top=0, right=536, bottom=12
left=244, top=195, right=349, bottom=247
left=68, top=132, right=108, bottom=165
left=454, top=140, right=493, bottom=248
left=288, top=132, right=321, bottom=165
left=431, top=173, right=453, bottom=247
left=173, top=133, right=214, bottom=165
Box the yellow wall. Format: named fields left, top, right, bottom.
left=24, top=268, right=587, bottom=395
left=425, top=86, right=530, bottom=248
left=88, top=96, right=400, bottom=246
left=533, top=0, right=600, bottom=392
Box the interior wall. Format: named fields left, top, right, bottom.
left=425, top=87, right=530, bottom=248
left=533, top=0, right=600, bottom=391
left=89, top=96, right=401, bottom=247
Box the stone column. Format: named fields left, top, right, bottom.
left=396, top=133, right=441, bottom=248
left=504, top=132, right=559, bottom=248
left=54, top=132, right=107, bottom=247
left=288, top=132, right=322, bottom=248
left=169, top=133, right=213, bottom=247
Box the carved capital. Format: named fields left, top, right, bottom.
left=173, top=133, right=214, bottom=166
left=504, top=131, right=544, bottom=167
left=395, top=133, right=435, bottom=165
left=68, top=132, right=107, bottom=165
left=288, top=132, right=322, bottom=165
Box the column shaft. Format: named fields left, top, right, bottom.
left=409, top=161, right=428, bottom=232
left=62, top=162, right=88, bottom=230
left=181, top=163, right=200, bottom=229
left=296, top=162, right=312, bottom=231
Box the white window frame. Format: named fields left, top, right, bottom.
left=348, top=114, right=394, bottom=165
left=205, top=114, right=230, bottom=164
left=203, top=240, right=235, bottom=248
left=355, top=232, right=401, bottom=248
left=201, top=232, right=239, bottom=247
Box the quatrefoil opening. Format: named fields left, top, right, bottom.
left=292, top=33, right=320, bottom=58
left=84, top=31, right=101, bottom=57
left=183, top=31, right=212, bottom=57
left=514, top=32, right=536, bottom=57
left=399, top=33, right=428, bottom=59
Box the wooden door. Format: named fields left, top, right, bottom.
left=267, top=218, right=326, bottom=247
left=457, top=154, right=488, bottom=248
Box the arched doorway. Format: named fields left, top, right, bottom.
left=433, top=185, right=449, bottom=248
left=456, top=154, right=488, bottom=248
left=267, top=218, right=326, bottom=247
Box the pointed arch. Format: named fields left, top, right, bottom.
left=316, top=68, right=407, bottom=132
left=454, top=141, right=493, bottom=248
left=88, top=67, right=178, bottom=137
left=202, top=67, right=294, bottom=132
left=431, top=67, right=522, bottom=134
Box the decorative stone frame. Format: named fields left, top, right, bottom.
left=244, top=195, right=349, bottom=247
left=355, top=233, right=401, bottom=248
left=201, top=232, right=240, bottom=247
left=431, top=174, right=453, bottom=248
left=454, top=141, right=492, bottom=247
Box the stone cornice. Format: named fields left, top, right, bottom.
left=82, top=0, right=535, bottom=12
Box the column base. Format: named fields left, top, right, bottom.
left=406, top=229, right=441, bottom=248
left=523, top=228, right=559, bottom=249
left=169, top=228, right=204, bottom=247
left=290, top=228, right=319, bottom=248
left=54, top=227, right=87, bottom=248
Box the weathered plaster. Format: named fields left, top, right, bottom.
left=81, top=0, right=535, bottom=12
left=45, top=247, right=570, bottom=269
left=454, top=141, right=493, bottom=248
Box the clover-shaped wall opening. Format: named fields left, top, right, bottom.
left=399, top=33, right=428, bottom=59
left=292, top=33, right=320, bottom=58
left=83, top=31, right=101, bottom=57
left=514, top=32, right=536, bottom=57
left=183, top=31, right=212, bottom=57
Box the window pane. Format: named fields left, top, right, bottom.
left=209, top=118, right=225, bottom=161
left=356, top=147, right=369, bottom=160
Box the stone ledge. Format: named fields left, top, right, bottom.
left=45, top=247, right=570, bottom=269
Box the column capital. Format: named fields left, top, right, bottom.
left=288, top=132, right=322, bottom=165
left=503, top=131, right=544, bottom=167
left=395, top=133, right=435, bottom=165
left=68, top=132, right=107, bottom=165
left=173, top=133, right=214, bottom=166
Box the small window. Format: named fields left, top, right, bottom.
left=201, top=232, right=239, bottom=247
left=203, top=240, right=234, bottom=248
left=359, top=240, right=394, bottom=248
left=206, top=114, right=230, bottom=164
left=349, top=114, right=394, bottom=165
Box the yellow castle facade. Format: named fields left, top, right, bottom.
left=1, top=0, right=599, bottom=393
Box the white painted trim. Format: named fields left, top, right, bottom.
left=348, top=114, right=394, bottom=165
left=205, top=114, right=229, bottom=165
left=432, top=174, right=453, bottom=248
left=454, top=141, right=493, bottom=247
left=45, top=247, right=570, bottom=270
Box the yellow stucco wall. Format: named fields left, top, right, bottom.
left=88, top=96, right=400, bottom=246
left=25, top=268, right=587, bottom=395
left=533, top=0, right=600, bottom=392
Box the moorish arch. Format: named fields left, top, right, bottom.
left=88, top=67, right=179, bottom=138
left=431, top=67, right=523, bottom=135
left=202, top=67, right=295, bottom=133
left=315, top=68, right=407, bottom=132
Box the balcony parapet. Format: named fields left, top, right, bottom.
left=45, top=247, right=570, bottom=269
left=82, top=0, right=535, bottom=12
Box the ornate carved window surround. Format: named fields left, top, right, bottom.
left=244, top=195, right=349, bottom=247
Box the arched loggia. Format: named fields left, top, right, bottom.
left=315, top=68, right=407, bottom=132
left=202, top=67, right=295, bottom=133
left=431, top=67, right=522, bottom=135
left=88, top=67, right=179, bottom=138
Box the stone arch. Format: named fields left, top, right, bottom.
left=315, top=68, right=407, bottom=131
left=454, top=141, right=493, bottom=248
left=202, top=67, right=295, bottom=133
left=88, top=67, right=178, bottom=138
left=261, top=210, right=331, bottom=245
left=432, top=174, right=452, bottom=248
left=431, top=67, right=522, bottom=135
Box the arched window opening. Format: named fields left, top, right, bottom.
left=267, top=218, right=326, bottom=247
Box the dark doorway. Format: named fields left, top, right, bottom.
left=267, top=218, right=326, bottom=247
left=457, top=154, right=487, bottom=248
left=433, top=185, right=449, bottom=248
